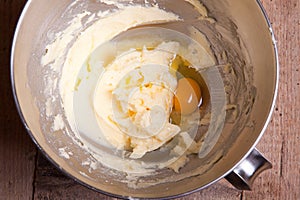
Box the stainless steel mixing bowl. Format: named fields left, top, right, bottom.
left=11, top=0, right=278, bottom=199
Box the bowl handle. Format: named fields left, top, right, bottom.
left=225, top=148, right=272, bottom=190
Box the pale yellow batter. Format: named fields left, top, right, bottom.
left=41, top=0, right=223, bottom=179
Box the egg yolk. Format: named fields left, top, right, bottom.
left=173, top=78, right=202, bottom=115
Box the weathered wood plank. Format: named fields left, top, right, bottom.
left=181, top=180, right=241, bottom=200
left=243, top=0, right=300, bottom=199
left=33, top=152, right=118, bottom=200
left=0, top=0, right=37, bottom=200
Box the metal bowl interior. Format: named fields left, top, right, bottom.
left=11, top=0, right=278, bottom=198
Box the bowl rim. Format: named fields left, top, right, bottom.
left=10, top=0, right=279, bottom=199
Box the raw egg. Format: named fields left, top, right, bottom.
left=173, top=78, right=202, bottom=115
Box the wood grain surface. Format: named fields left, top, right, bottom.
left=0, top=0, right=299, bottom=199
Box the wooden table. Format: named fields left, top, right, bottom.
left=1, top=0, right=299, bottom=199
